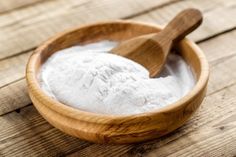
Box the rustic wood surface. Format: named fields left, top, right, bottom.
left=0, top=0, right=235, bottom=156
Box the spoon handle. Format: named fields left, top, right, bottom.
left=159, top=8, right=203, bottom=43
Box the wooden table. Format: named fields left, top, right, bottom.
left=0, top=0, right=235, bottom=156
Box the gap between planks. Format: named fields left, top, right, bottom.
left=0, top=0, right=48, bottom=14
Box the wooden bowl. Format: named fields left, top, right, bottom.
left=26, top=20, right=209, bottom=144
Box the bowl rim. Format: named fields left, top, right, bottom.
left=26, top=20, right=209, bottom=123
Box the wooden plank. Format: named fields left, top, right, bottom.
left=132, top=0, right=236, bottom=41
left=0, top=0, right=233, bottom=67
left=0, top=0, right=88, bottom=28
left=67, top=84, right=236, bottom=157
left=132, top=0, right=228, bottom=24
left=141, top=115, right=236, bottom=157
left=199, top=30, right=236, bottom=63
left=1, top=79, right=236, bottom=156
left=0, top=0, right=46, bottom=14
left=0, top=0, right=178, bottom=60
left=205, top=54, right=236, bottom=95
left=0, top=52, right=30, bottom=88
left=0, top=106, right=91, bottom=156
left=0, top=79, right=31, bottom=115
left=0, top=0, right=234, bottom=60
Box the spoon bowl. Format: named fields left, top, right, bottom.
left=112, top=8, right=203, bottom=77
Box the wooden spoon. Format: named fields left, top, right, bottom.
left=111, top=8, right=203, bottom=77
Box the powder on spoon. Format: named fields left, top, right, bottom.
left=39, top=41, right=195, bottom=115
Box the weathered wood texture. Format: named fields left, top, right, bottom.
left=0, top=0, right=235, bottom=156
left=0, top=0, right=46, bottom=14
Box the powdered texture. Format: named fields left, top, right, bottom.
left=39, top=41, right=195, bottom=115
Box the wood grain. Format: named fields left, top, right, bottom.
left=0, top=0, right=177, bottom=60
left=0, top=0, right=46, bottom=14
left=133, top=0, right=236, bottom=41
left=207, top=54, right=236, bottom=95
left=0, top=52, right=30, bottom=88
left=0, top=0, right=233, bottom=60
left=0, top=106, right=91, bottom=157
left=139, top=88, right=236, bottom=157
left=0, top=0, right=232, bottom=61
left=0, top=0, right=233, bottom=62
left=148, top=124, right=236, bottom=157
left=0, top=79, right=30, bottom=115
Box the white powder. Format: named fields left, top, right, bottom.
left=39, top=41, right=195, bottom=115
